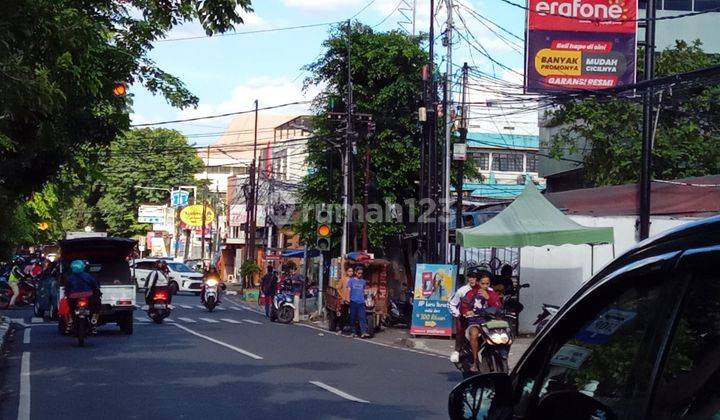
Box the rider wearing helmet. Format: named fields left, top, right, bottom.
left=65, top=260, right=101, bottom=334
left=145, top=260, right=170, bottom=305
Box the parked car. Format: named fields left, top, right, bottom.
left=130, top=259, right=203, bottom=295
left=448, top=215, right=720, bottom=420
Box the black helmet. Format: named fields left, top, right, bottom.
left=467, top=268, right=491, bottom=280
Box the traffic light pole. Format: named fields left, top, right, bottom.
left=639, top=0, right=656, bottom=240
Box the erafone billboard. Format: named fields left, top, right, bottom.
left=525, top=0, right=638, bottom=93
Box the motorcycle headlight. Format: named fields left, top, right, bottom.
left=489, top=332, right=510, bottom=345
left=205, top=279, right=218, bottom=286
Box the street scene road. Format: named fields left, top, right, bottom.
left=0, top=293, right=462, bottom=420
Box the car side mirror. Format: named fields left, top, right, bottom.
left=533, top=390, right=615, bottom=420
left=448, top=372, right=513, bottom=420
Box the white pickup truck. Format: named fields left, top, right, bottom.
left=58, top=237, right=137, bottom=334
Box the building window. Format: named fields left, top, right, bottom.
left=695, top=0, right=720, bottom=10
left=664, top=0, right=691, bottom=9
left=526, top=153, right=538, bottom=172
left=471, top=152, right=489, bottom=171
left=491, top=152, right=524, bottom=172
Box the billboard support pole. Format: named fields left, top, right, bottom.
left=639, top=0, right=656, bottom=240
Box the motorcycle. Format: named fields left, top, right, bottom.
left=146, top=286, right=172, bottom=324
left=69, top=293, right=93, bottom=347
left=533, top=303, right=560, bottom=334
left=202, top=278, right=220, bottom=312
left=0, top=278, right=37, bottom=308
left=270, top=285, right=295, bottom=324
left=386, top=290, right=413, bottom=327
left=453, top=307, right=514, bottom=378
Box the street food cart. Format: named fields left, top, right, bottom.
left=324, top=254, right=391, bottom=336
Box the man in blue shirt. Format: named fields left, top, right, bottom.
left=347, top=265, right=370, bottom=338
left=65, top=260, right=101, bottom=334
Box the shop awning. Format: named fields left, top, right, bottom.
left=456, top=182, right=614, bottom=248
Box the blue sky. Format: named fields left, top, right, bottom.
left=130, top=0, right=533, bottom=144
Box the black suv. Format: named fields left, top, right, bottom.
left=449, top=215, right=720, bottom=420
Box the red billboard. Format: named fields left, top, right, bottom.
left=525, top=0, right=638, bottom=93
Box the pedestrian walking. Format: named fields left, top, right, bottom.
left=260, top=265, right=278, bottom=318
left=347, top=265, right=370, bottom=338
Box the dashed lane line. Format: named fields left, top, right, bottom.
left=199, top=317, right=220, bottom=323
left=309, top=381, right=369, bottom=404
left=18, top=352, right=30, bottom=420
left=177, top=317, right=196, bottom=323
left=220, top=318, right=242, bottom=324
left=173, top=323, right=263, bottom=360
left=242, top=319, right=262, bottom=325
left=23, top=328, right=30, bottom=344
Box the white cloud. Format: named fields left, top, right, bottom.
left=161, top=10, right=267, bottom=41
left=283, top=0, right=364, bottom=11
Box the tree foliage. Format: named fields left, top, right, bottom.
left=295, top=24, right=429, bottom=250
left=0, top=0, right=251, bottom=254
left=546, top=40, right=720, bottom=186
left=98, top=128, right=203, bottom=237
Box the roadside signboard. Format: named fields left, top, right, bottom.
left=171, top=190, right=190, bottom=208
left=138, top=205, right=167, bottom=224
left=453, top=143, right=467, bottom=161
left=525, top=0, right=637, bottom=93
left=410, top=263, right=457, bottom=336
left=179, top=204, right=215, bottom=227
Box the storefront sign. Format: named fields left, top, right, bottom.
left=180, top=204, right=215, bottom=227
left=138, top=205, right=166, bottom=224
left=525, top=0, right=637, bottom=93
left=410, top=263, right=457, bottom=336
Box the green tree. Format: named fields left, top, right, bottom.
left=297, top=24, right=477, bottom=252
left=0, top=0, right=251, bottom=254
left=546, top=40, right=720, bottom=186
left=98, top=128, right=203, bottom=236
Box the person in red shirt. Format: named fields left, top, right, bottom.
left=465, top=272, right=502, bottom=372
left=448, top=270, right=483, bottom=363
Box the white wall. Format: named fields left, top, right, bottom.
left=517, top=215, right=698, bottom=333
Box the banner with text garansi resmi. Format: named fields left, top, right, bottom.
left=525, top=0, right=637, bottom=93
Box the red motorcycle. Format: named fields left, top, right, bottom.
left=0, top=279, right=37, bottom=308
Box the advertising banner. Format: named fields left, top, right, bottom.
left=180, top=204, right=215, bottom=227
left=410, top=264, right=457, bottom=336
left=525, top=0, right=637, bottom=93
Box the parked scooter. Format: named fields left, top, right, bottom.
left=146, top=286, right=172, bottom=323
left=453, top=307, right=513, bottom=378
left=533, top=303, right=559, bottom=334
left=270, top=285, right=295, bottom=324
left=386, top=290, right=413, bottom=327
left=201, top=278, right=220, bottom=312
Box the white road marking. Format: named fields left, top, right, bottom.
left=10, top=318, right=28, bottom=327
left=18, top=352, right=30, bottom=420
left=135, top=317, right=150, bottom=323
left=230, top=307, right=243, bottom=311
left=23, top=328, right=30, bottom=344
left=199, top=317, right=219, bottom=323
left=179, top=305, right=193, bottom=309
left=173, top=324, right=263, bottom=360
left=195, top=305, right=206, bottom=309
left=165, top=318, right=176, bottom=323
left=178, top=317, right=196, bottom=323
left=309, top=381, right=369, bottom=404
left=220, top=319, right=242, bottom=324
left=215, top=307, right=226, bottom=311
left=30, top=317, right=43, bottom=324
left=242, top=319, right=262, bottom=325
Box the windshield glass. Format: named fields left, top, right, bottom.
left=168, top=262, right=194, bottom=273
left=62, top=258, right=132, bottom=285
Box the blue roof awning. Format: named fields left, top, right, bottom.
left=281, top=249, right=320, bottom=258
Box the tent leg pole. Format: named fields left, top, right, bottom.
left=515, top=247, right=521, bottom=337
left=590, top=244, right=595, bottom=276
left=612, top=243, right=616, bottom=259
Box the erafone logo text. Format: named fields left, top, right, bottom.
left=534, top=0, right=628, bottom=21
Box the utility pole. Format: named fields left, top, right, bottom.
left=639, top=0, right=656, bottom=240
left=247, top=100, right=260, bottom=267
left=454, top=63, right=468, bottom=268
left=427, top=0, right=438, bottom=262
left=341, top=20, right=353, bottom=258
left=200, top=145, right=210, bottom=260
left=362, top=147, right=370, bottom=251
left=441, top=0, right=453, bottom=262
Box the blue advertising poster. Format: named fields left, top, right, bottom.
left=410, top=264, right=457, bottom=336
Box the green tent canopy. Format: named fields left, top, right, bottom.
left=457, top=182, right=614, bottom=248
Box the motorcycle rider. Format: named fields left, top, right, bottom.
left=65, top=260, right=101, bottom=334
left=200, top=265, right=221, bottom=304
left=7, top=262, right=24, bottom=308
left=145, top=260, right=170, bottom=305
left=448, top=269, right=482, bottom=364
left=464, top=271, right=503, bottom=372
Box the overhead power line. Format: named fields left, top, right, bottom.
left=130, top=101, right=312, bottom=127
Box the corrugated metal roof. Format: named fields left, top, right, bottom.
left=465, top=182, right=546, bottom=199
left=545, top=175, right=720, bottom=217
left=466, top=132, right=539, bottom=150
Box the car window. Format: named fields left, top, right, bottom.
left=651, top=265, right=720, bottom=418
left=136, top=261, right=153, bottom=270
left=167, top=262, right=193, bottom=273
left=514, top=256, right=679, bottom=418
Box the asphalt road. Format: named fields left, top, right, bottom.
left=0, top=293, right=462, bottom=420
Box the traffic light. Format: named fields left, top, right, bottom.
left=316, top=223, right=331, bottom=251
left=113, top=81, right=128, bottom=97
